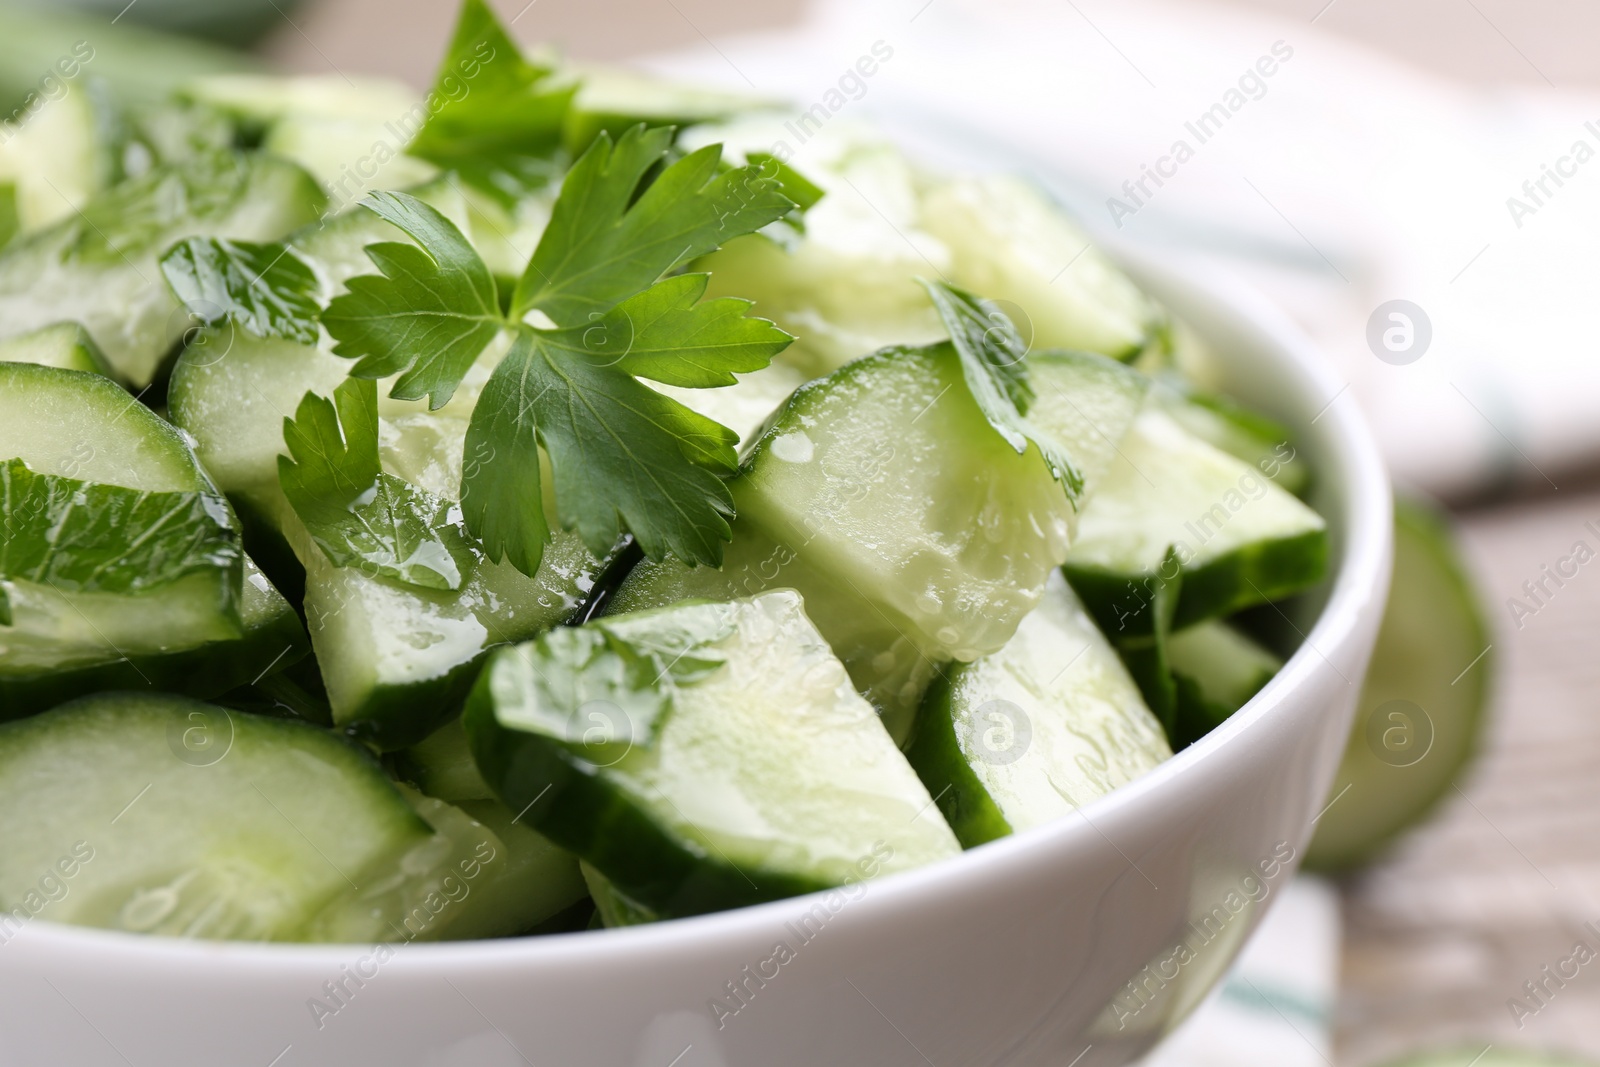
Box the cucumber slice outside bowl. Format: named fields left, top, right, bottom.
left=1306, top=495, right=1492, bottom=871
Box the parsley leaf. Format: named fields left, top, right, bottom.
left=464, top=326, right=740, bottom=572
left=278, top=377, right=467, bottom=591
left=541, top=273, right=792, bottom=388
left=406, top=0, right=574, bottom=207
left=160, top=237, right=321, bottom=344
left=320, top=191, right=504, bottom=410
left=921, top=278, right=1083, bottom=496
left=745, top=152, right=825, bottom=213
left=0, top=458, right=241, bottom=598
left=513, top=124, right=795, bottom=324
left=325, top=123, right=798, bottom=578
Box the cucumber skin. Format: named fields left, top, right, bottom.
left=0, top=604, right=308, bottom=722
left=346, top=660, right=485, bottom=752
left=1064, top=527, right=1328, bottom=640
left=464, top=658, right=831, bottom=918
left=902, top=668, right=1014, bottom=849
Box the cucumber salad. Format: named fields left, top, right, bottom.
left=0, top=0, right=1328, bottom=941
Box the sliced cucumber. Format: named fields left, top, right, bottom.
left=0, top=362, right=244, bottom=673
left=609, top=522, right=938, bottom=745
left=735, top=343, right=1072, bottom=663
left=394, top=715, right=493, bottom=802
left=0, top=321, right=113, bottom=375
left=1022, top=349, right=1150, bottom=515
left=648, top=360, right=809, bottom=451
left=119, top=99, right=236, bottom=175
left=687, top=119, right=949, bottom=378
left=306, top=788, right=586, bottom=943
left=1062, top=406, right=1328, bottom=638
left=447, top=799, right=588, bottom=939
left=264, top=115, right=437, bottom=204
left=920, top=174, right=1162, bottom=359
left=2, top=555, right=307, bottom=720
left=906, top=573, right=1169, bottom=847
left=563, top=64, right=771, bottom=155
left=1166, top=619, right=1281, bottom=748
left=582, top=861, right=658, bottom=928
left=181, top=73, right=420, bottom=130
left=0, top=150, right=325, bottom=387
left=1307, top=497, right=1491, bottom=871
left=611, top=343, right=1119, bottom=743
left=1155, top=379, right=1310, bottom=498
left=467, top=591, right=961, bottom=917
left=0, top=692, right=435, bottom=941
left=0, top=83, right=115, bottom=233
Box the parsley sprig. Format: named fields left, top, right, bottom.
left=319, top=125, right=796, bottom=577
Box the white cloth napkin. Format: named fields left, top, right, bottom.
left=641, top=0, right=1600, bottom=499
left=1139, top=876, right=1340, bottom=1067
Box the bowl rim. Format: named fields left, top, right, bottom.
left=16, top=247, right=1392, bottom=973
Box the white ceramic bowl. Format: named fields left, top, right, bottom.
left=0, top=252, right=1392, bottom=1067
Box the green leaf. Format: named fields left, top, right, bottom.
left=921, top=278, right=1083, bottom=496
left=464, top=327, right=739, bottom=569
left=279, top=377, right=467, bottom=591
left=745, top=151, right=825, bottom=212
left=542, top=272, right=792, bottom=388
left=459, top=329, right=549, bottom=576
left=0, top=458, right=240, bottom=597
left=513, top=125, right=796, bottom=325
left=160, top=237, right=321, bottom=344
left=486, top=601, right=737, bottom=761
left=406, top=0, right=574, bottom=202
left=320, top=191, right=504, bottom=409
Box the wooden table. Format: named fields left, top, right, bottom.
left=1338, top=487, right=1600, bottom=1064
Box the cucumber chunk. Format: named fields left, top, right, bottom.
left=906, top=573, right=1170, bottom=847
left=449, top=799, right=588, bottom=939
left=582, top=861, right=658, bottom=928
left=305, top=788, right=586, bottom=943
left=1155, top=380, right=1310, bottom=498
left=1062, top=406, right=1327, bottom=638
left=920, top=175, right=1162, bottom=360
left=0, top=362, right=246, bottom=680
left=0, top=692, right=434, bottom=941
left=1022, top=349, right=1150, bottom=515
left=736, top=344, right=1072, bottom=662
left=1165, top=620, right=1281, bottom=747
left=612, top=342, right=1118, bottom=743
left=687, top=122, right=1161, bottom=377
left=0, top=83, right=115, bottom=233
left=0, top=150, right=325, bottom=386
left=687, top=120, right=949, bottom=378
left=1307, top=497, right=1491, bottom=871
left=563, top=63, right=771, bottom=156
left=0, top=321, right=112, bottom=375
left=609, top=522, right=939, bottom=745
left=394, top=715, right=493, bottom=802
left=648, top=361, right=809, bottom=451
left=181, top=73, right=419, bottom=129
left=264, top=116, right=436, bottom=204
left=1, top=556, right=307, bottom=720
left=467, top=591, right=961, bottom=917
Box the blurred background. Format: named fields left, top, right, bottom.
left=11, top=0, right=1600, bottom=1062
